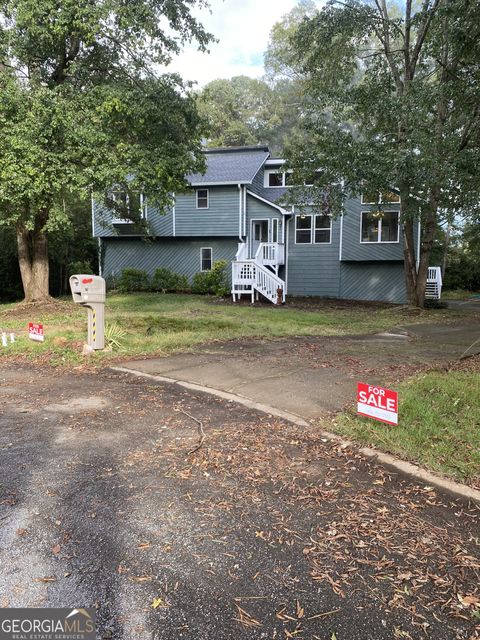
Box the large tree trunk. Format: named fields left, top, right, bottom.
left=402, top=203, right=438, bottom=307
left=16, top=225, right=51, bottom=303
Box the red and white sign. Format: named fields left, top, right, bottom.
left=28, top=322, right=44, bottom=342
left=357, top=383, right=398, bottom=426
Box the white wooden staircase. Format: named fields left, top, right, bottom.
left=232, top=242, right=286, bottom=304
left=425, top=267, right=442, bottom=300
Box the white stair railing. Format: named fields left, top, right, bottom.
left=232, top=242, right=286, bottom=304
left=236, top=242, right=248, bottom=261
left=232, top=260, right=285, bottom=304
left=254, top=262, right=285, bottom=304
left=254, top=242, right=285, bottom=266
left=426, top=266, right=442, bottom=300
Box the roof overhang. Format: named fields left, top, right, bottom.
left=246, top=190, right=291, bottom=215
left=189, top=181, right=250, bottom=187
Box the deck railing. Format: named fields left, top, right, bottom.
left=426, top=266, right=442, bottom=300
left=232, top=260, right=285, bottom=304
left=254, top=242, right=285, bottom=267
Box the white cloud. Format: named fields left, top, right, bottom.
left=164, top=0, right=306, bottom=87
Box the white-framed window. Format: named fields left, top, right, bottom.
left=264, top=170, right=293, bottom=188
left=108, top=190, right=147, bottom=223
left=200, top=247, right=212, bottom=271
left=361, top=210, right=399, bottom=243
left=271, top=218, right=279, bottom=243
left=361, top=191, right=400, bottom=205
left=295, top=215, right=312, bottom=243
left=196, top=188, right=209, bottom=209
left=295, top=214, right=332, bottom=244
left=314, top=214, right=332, bottom=243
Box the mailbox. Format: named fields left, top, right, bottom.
left=69, top=274, right=106, bottom=350
left=70, top=275, right=106, bottom=304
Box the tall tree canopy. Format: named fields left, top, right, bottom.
left=283, top=0, right=480, bottom=306
left=0, top=0, right=212, bottom=302
left=197, top=76, right=276, bottom=148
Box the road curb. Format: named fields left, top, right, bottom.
left=112, top=366, right=480, bottom=505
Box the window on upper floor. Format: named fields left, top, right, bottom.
left=361, top=210, right=399, bottom=243
left=304, top=171, right=323, bottom=187
left=107, top=190, right=147, bottom=222
left=201, top=247, right=212, bottom=271
left=295, top=214, right=332, bottom=244
left=361, top=191, right=400, bottom=205
left=196, top=188, right=209, bottom=209
left=314, top=215, right=332, bottom=243
left=265, top=170, right=293, bottom=187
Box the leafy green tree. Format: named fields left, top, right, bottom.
left=0, top=0, right=212, bottom=303
left=197, top=76, right=277, bottom=148
left=264, top=0, right=317, bottom=82
left=0, top=226, right=22, bottom=301
left=442, top=217, right=480, bottom=292
left=283, top=0, right=480, bottom=306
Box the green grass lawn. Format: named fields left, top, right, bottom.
left=442, top=289, right=480, bottom=300
left=1, top=292, right=478, bottom=486
left=0, top=292, right=456, bottom=366
left=332, top=368, right=480, bottom=486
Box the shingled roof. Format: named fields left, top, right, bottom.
left=187, top=146, right=270, bottom=186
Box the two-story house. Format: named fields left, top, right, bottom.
left=93, top=145, right=442, bottom=304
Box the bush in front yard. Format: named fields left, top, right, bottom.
left=151, top=267, right=189, bottom=293
left=118, top=268, right=150, bottom=292
left=192, top=260, right=229, bottom=296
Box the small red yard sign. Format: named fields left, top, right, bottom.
left=357, top=383, right=398, bottom=426
left=28, top=322, right=44, bottom=343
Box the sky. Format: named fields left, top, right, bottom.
left=165, top=0, right=306, bottom=87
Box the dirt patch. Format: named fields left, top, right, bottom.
left=0, top=299, right=74, bottom=320
left=210, top=295, right=395, bottom=312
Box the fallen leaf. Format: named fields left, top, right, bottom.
left=137, top=542, right=151, bottom=550
left=129, top=576, right=153, bottom=583
left=152, top=597, right=166, bottom=609
left=52, top=544, right=61, bottom=554
left=33, top=576, right=57, bottom=583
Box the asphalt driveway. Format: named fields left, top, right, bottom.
left=1, top=364, right=479, bottom=640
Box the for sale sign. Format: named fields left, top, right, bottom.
left=357, top=383, right=398, bottom=426
left=28, top=322, right=44, bottom=342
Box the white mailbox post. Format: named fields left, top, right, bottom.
left=69, top=275, right=106, bottom=350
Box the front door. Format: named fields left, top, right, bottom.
left=251, top=220, right=269, bottom=258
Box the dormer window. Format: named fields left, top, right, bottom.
left=196, top=188, right=209, bottom=209
left=265, top=170, right=292, bottom=188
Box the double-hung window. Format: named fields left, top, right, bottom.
left=196, top=189, right=209, bottom=209
left=201, top=247, right=212, bottom=271
left=361, top=211, right=399, bottom=243
left=295, top=214, right=332, bottom=244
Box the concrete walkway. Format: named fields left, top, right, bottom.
left=120, top=321, right=480, bottom=421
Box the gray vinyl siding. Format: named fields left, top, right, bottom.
left=249, top=166, right=266, bottom=196
left=93, top=201, right=174, bottom=238
left=102, top=237, right=238, bottom=284
left=174, top=187, right=240, bottom=237
left=339, top=262, right=406, bottom=303
left=286, top=214, right=341, bottom=298
left=246, top=194, right=282, bottom=226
